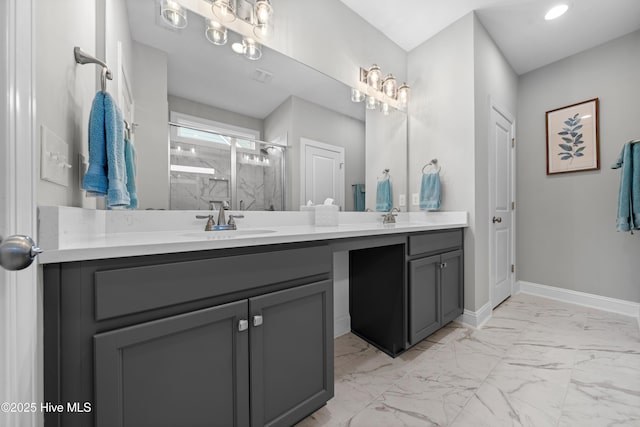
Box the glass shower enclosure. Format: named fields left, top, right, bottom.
left=168, top=122, right=286, bottom=211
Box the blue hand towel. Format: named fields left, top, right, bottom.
left=354, top=184, right=365, bottom=212
left=82, top=92, right=108, bottom=194
left=376, top=178, right=392, bottom=212
left=104, top=93, right=130, bottom=207
left=420, top=172, right=441, bottom=211
left=612, top=141, right=640, bottom=232
left=124, top=138, right=138, bottom=209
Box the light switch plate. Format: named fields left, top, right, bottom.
left=41, top=125, right=71, bottom=187
left=412, top=193, right=419, bottom=206
left=399, top=194, right=406, bottom=206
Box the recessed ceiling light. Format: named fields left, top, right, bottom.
left=545, top=4, right=569, bottom=20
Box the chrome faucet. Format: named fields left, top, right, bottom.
left=211, top=200, right=230, bottom=226
left=381, top=207, right=400, bottom=224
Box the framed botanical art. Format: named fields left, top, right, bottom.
left=546, top=98, right=599, bottom=175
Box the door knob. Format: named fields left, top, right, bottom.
left=0, top=235, right=43, bottom=271
left=492, top=216, right=502, bottom=224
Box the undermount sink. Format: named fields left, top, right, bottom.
left=182, top=229, right=276, bottom=240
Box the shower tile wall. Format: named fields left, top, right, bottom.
left=170, top=143, right=231, bottom=210
left=170, top=142, right=284, bottom=211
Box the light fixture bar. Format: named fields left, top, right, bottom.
left=356, top=67, right=408, bottom=112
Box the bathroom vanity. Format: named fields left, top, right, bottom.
left=40, top=208, right=466, bottom=427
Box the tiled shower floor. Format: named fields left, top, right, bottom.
left=297, top=293, right=640, bottom=426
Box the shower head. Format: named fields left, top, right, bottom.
left=260, top=145, right=278, bottom=155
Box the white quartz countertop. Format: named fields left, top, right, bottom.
left=38, top=207, right=468, bottom=264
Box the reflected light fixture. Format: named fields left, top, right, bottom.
left=365, top=95, right=378, bottom=110
left=253, top=0, right=273, bottom=37
left=205, top=19, right=228, bottom=45
left=212, top=0, right=237, bottom=23
left=353, top=65, right=410, bottom=113
left=160, top=0, right=188, bottom=28
left=545, top=4, right=569, bottom=20
left=351, top=88, right=365, bottom=103
left=242, top=37, right=262, bottom=60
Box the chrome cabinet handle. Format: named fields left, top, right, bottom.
left=238, top=319, right=249, bottom=332
left=0, top=235, right=43, bottom=271
left=492, top=216, right=502, bottom=224
left=253, top=315, right=263, bottom=327
left=440, top=262, right=448, bottom=269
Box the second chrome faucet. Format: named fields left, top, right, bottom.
left=196, top=201, right=244, bottom=231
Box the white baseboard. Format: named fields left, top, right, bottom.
left=457, top=301, right=492, bottom=328
left=518, top=281, right=640, bottom=320
left=334, top=315, right=351, bottom=338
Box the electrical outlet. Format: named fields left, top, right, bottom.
left=399, top=194, right=406, bottom=206
left=412, top=193, right=419, bottom=205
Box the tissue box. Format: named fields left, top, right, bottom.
left=315, top=205, right=339, bottom=226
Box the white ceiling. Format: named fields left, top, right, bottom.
left=339, top=0, right=640, bottom=74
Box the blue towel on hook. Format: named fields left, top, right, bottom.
left=105, top=94, right=129, bottom=207
left=612, top=141, right=640, bottom=232
left=124, top=138, right=138, bottom=209
left=420, top=172, right=441, bottom=210
left=82, top=92, right=109, bottom=195
left=376, top=178, right=392, bottom=212
left=82, top=92, right=130, bottom=207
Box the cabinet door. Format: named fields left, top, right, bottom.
left=441, top=250, right=464, bottom=324
left=249, top=280, right=334, bottom=427
left=94, top=300, right=249, bottom=427
left=409, top=255, right=441, bottom=345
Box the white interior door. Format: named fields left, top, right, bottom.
left=0, top=0, right=40, bottom=426
left=489, top=103, right=515, bottom=309
left=300, top=138, right=345, bottom=209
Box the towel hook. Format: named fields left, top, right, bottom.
left=74, top=47, right=113, bottom=93
left=422, top=159, right=441, bottom=174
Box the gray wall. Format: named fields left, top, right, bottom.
left=408, top=14, right=477, bottom=309
left=407, top=13, right=518, bottom=311
left=132, top=42, right=169, bottom=210
left=36, top=0, right=97, bottom=208
left=168, top=95, right=264, bottom=139
left=517, top=30, right=640, bottom=303
left=472, top=15, right=518, bottom=310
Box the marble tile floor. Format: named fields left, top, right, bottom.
left=297, top=293, right=640, bottom=427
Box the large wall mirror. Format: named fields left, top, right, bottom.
left=107, top=0, right=407, bottom=211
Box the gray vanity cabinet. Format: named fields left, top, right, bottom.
left=44, top=243, right=334, bottom=427
left=249, top=280, right=333, bottom=427
left=408, top=230, right=464, bottom=346
left=94, top=300, right=250, bottom=427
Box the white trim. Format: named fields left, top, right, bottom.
left=0, top=0, right=40, bottom=426
left=457, top=302, right=492, bottom=329
left=518, top=281, right=640, bottom=320
left=334, top=315, right=351, bottom=338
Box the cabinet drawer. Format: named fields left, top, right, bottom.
left=408, top=229, right=462, bottom=256
left=94, top=245, right=331, bottom=321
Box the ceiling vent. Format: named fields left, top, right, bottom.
left=251, top=68, right=273, bottom=84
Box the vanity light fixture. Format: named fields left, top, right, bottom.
left=353, top=65, right=410, bottom=113
left=205, top=19, right=228, bottom=45
left=160, top=0, right=188, bottom=28
left=253, top=0, right=273, bottom=38
left=545, top=4, right=569, bottom=20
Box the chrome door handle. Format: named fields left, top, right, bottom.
left=238, top=319, right=249, bottom=332
left=0, top=235, right=43, bottom=271
left=253, top=315, right=263, bottom=327
left=492, top=216, right=502, bottom=224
